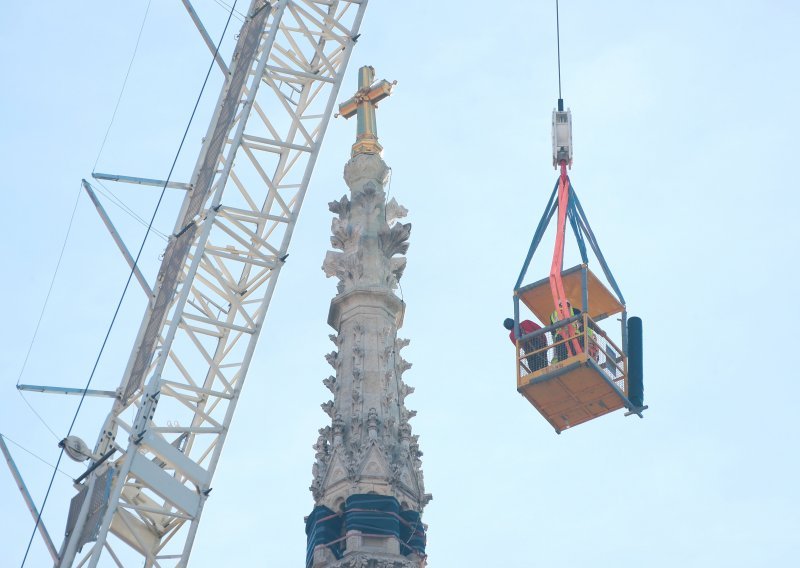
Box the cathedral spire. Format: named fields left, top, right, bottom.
left=306, top=69, right=429, bottom=568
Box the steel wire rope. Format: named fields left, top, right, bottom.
left=383, top=168, right=420, bottom=552
left=556, top=0, right=563, bottom=100
left=17, top=394, right=60, bottom=442
left=14, top=183, right=83, bottom=442
left=90, top=2, right=169, bottom=241
left=19, top=2, right=240, bottom=565
left=213, top=0, right=247, bottom=21
left=383, top=168, right=407, bottom=435
left=93, top=178, right=169, bottom=241
left=386, top=165, right=425, bottom=563
left=0, top=434, right=72, bottom=480
left=92, top=0, right=153, bottom=172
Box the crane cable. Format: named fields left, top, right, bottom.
left=19, top=2, right=240, bottom=565
left=14, top=184, right=82, bottom=442
left=556, top=0, right=563, bottom=101
left=0, top=434, right=72, bottom=480
left=16, top=0, right=155, bottom=442
left=92, top=0, right=153, bottom=172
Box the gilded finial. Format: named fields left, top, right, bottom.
left=337, top=66, right=396, bottom=157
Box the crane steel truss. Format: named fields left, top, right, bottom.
left=57, top=1, right=369, bottom=565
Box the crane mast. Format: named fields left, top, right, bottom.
left=56, top=1, right=369, bottom=565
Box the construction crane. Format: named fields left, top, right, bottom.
left=6, top=1, right=371, bottom=566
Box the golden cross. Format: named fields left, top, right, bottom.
left=338, top=66, right=396, bottom=157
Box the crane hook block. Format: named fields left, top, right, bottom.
left=552, top=106, right=573, bottom=169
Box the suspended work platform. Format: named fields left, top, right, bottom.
left=510, top=88, right=645, bottom=433
left=515, top=265, right=637, bottom=433
left=509, top=166, right=647, bottom=433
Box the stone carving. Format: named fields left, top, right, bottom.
left=323, top=376, right=337, bottom=394
left=349, top=415, right=362, bottom=449
left=400, top=407, right=417, bottom=424
left=399, top=423, right=411, bottom=447
left=325, top=556, right=419, bottom=568
left=398, top=384, right=414, bottom=405
left=342, top=153, right=390, bottom=188
left=328, top=195, right=351, bottom=217
left=332, top=414, right=344, bottom=448
left=312, top=152, right=427, bottom=567
left=330, top=217, right=361, bottom=251
left=394, top=357, right=412, bottom=376
left=367, top=408, right=379, bottom=441
left=388, top=258, right=406, bottom=287
left=385, top=198, right=408, bottom=223
left=381, top=390, right=395, bottom=417
left=322, top=250, right=342, bottom=278
left=345, top=449, right=360, bottom=482
left=311, top=426, right=332, bottom=497
left=378, top=222, right=411, bottom=257
left=325, top=351, right=338, bottom=369
left=322, top=250, right=365, bottom=286
left=324, top=157, right=410, bottom=296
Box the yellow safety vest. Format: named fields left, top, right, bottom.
left=550, top=307, right=579, bottom=337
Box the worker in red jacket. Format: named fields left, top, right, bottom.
left=504, top=318, right=548, bottom=373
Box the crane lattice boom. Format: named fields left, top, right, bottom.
left=58, top=1, right=369, bottom=565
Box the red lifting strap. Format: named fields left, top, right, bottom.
left=549, top=160, right=582, bottom=356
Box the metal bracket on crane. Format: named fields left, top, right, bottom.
left=92, top=172, right=192, bottom=191
left=16, top=384, right=118, bottom=399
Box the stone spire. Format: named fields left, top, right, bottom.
left=306, top=68, right=430, bottom=568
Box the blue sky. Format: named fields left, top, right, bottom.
left=1, top=1, right=799, bottom=566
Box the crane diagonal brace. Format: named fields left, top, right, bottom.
left=0, top=435, right=58, bottom=562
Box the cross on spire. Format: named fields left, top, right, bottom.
left=338, top=66, right=396, bottom=157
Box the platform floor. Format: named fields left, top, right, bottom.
left=518, top=354, right=627, bottom=433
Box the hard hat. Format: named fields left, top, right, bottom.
left=503, top=318, right=514, bottom=330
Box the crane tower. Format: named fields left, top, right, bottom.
left=49, top=1, right=371, bottom=565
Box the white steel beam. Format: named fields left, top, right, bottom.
left=16, top=384, right=117, bottom=398
left=57, top=0, right=370, bottom=566
left=91, top=172, right=193, bottom=191
left=82, top=180, right=154, bottom=297
left=179, top=0, right=231, bottom=75
left=1, top=435, right=59, bottom=562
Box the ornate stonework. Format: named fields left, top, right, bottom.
left=309, top=152, right=429, bottom=567
left=324, top=554, right=422, bottom=568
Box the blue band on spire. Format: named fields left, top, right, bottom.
left=306, top=494, right=426, bottom=567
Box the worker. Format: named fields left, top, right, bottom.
left=550, top=300, right=581, bottom=362
left=504, top=318, right=547, bottom=373
left=549, top=301, right=600, bottom=362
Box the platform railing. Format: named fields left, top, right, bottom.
left=516, top=314, right=627, bottom=394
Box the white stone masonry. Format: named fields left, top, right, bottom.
left=310, top=152, right=429, bottom=567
